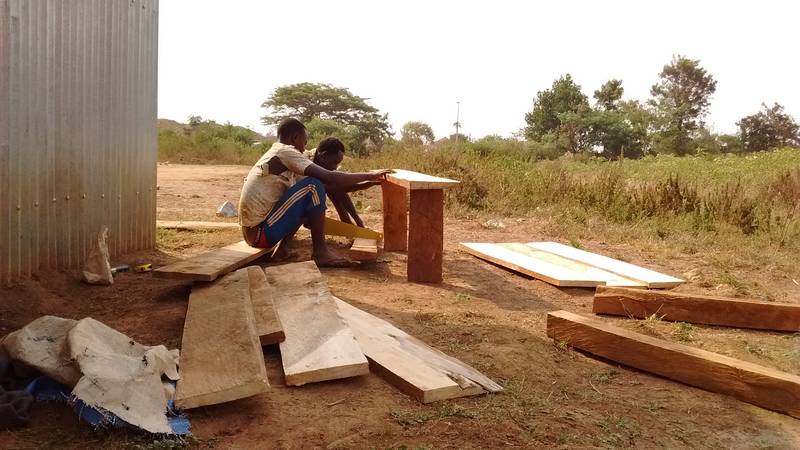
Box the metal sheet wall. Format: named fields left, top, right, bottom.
left=0, top=0, right=158, bottom=285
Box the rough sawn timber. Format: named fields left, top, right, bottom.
left=593, top=286, right=800, bottom=331
left=175, top=269, right=269, bottom=409
left=547, top=310, right=800, bottom=419
left=334, top=297, right=502, bottom=403
left=349, top=238, right=379, bottom=261
left=152, top=241, right=269, bottom=282
left=246, top=266, right=285, bottom=345
left=408, top=189, right=444, bottom=283
left=263, top=262, right=369, bottom=386
left=381, top=181, right=408, bottom=252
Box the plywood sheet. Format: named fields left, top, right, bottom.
left=547, top=310, right=800, bottom=419
left=593, top=286, right=800, bottom=332
left=152, top=241, right=269, bottom=282
left=334, top=297, right=502, bottom=403
left=175, top=269, right=269, bottom=409
left=263, top=262, right=369, bottom=386
left=529, top=242, right=683, bottom=288
left=386, top=169, right=459, bottom=190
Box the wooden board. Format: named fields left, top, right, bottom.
left=385, top=169, right=460, bottom=190
left=408, top=189, right=444, bottom=283
left=324, top=217, right=382, bottom=240
left=156, top=220, right=239, bottom=230
left=593, top=286, right=800, bottom=332
left=152, top=241, right=269, bottom=282
left=499, top=244, right=645, bottom=287
left=349, top=238, right=379, bottom=261
left=461, top=242, right=606, bottom=287
left=529, top=241, right=683, bottom=288
left=246, top=266, right=285, bottom=345
left=547, top=310, right=800, bottom=419
left=263, top=262, right=369, bottom=386
left=175, top=269, right=269, bottom=409
left=334, top=297, right=502, bottom=403
left=381, top=181, right=408, bottom=252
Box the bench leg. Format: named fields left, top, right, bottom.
left=382, top=182, right=408, bottom=251
left=408, top=189, right=443, bottom=283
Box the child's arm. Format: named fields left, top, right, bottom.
left=328, top=191, right=355, bottom=225
left=339, top=192, right=365, bottom=228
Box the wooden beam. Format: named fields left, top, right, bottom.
left=175, top=269, right=269, bottom=409
left=263, top=262, right=369, bottom=386
left=461, top=242, right=607, bottom=287
left=593, top=286, right=800, bottom=332
left=246, top=266, right=285, bottom=345
left=408, top=189, right=444, bottom=283
left=152, top=241, right=269, bottom=282
left=547, top=310, right=800, bottom=419
left=528, top=242, right=683, bottom=288
left=349, top=238, right=379, bottom=261
left=324, top=217, right=382, bottom=240
left=385, top=169, right=460, bottom=190
left=381, top=181, right=408, bottom=252
left=156, top=220, right=239, bottom=230
left=334, top=297, right=502, bottom=403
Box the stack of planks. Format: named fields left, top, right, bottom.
left=461, top=241, right=683, bottom=288
left=171, top=254, right=502, bottom=408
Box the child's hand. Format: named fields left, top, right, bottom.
left=369, top=169, right=394, bottom=179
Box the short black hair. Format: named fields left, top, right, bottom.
left=316, top=137, right=345, bottom=157
left=276, top=118, right=306, bottom=140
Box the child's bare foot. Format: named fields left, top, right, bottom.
left=313, top=248, right=355, bottom=268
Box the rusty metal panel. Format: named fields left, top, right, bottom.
left=0, top=0, right=158, bottom=285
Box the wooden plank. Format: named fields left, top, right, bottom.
left=157, top=220, right=239, bottom=230
left=349, top=238, right=379, bottom=261
left=152, top=240, right=269, bottom=282
left=175, top=269, right=269, bottom=409
left=461, top=242, right=606, bottom=287
left=246, top=266, right=285, bottom=345
left=324, top=217, right=382, bottom=240
left=408, top=189, right=443, bottom=283
left=263, top=261, right=369, bottom=386
left=593, top=286, right=800, bottom=332
left=381, top=181, right=407, bottom=252
left=386, top=169, right=459, bottom=190
left=528, top=241, right=683, bottom=288
left=547, top=310, right=800, bottom=419
left=334, top=297, right=502, bottom=403
left=499, top=244, right=645, bottom=288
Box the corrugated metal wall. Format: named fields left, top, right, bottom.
left=0, top=0, right=158, bottom=285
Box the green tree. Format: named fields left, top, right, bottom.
left=649, top=55, right=717, bottom=156
left=187, top=115, right=203, bottom=127
left=400, top=121, right=435, bottom=146
left=594, top=79, right=624, bottom=111
left=524, top=74, right=590, bottom=153
left=261, top=82, right=392, bottom=154
left=737, top=103, right=800, bottom=152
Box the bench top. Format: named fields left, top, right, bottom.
left=385, top=169, right=460, bottom=190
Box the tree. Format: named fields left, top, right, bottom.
left=524, top=74, right=590, bottom=153
left=187, top=115, right=203, bottom=127
left=737, top=103, right=800, bottom=152
left=649, top=56, right=717, bottom=156
left=594, top=79, right=624, bottom=111
left=400, top=121, right=435, bottom=146
left=261, top=82, right=392, bottom=154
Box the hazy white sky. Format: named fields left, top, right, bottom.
left=158, top=0, right=800, bottom=139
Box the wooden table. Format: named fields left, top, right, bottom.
left=381, top=169, right=459, bottom=283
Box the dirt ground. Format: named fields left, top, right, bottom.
left=2, top=163, right=800, bottom=449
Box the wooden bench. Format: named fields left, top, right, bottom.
left=381, top=169, right=459, bottom=283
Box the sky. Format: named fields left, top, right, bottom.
left=158, top=0, right=800, bottom=140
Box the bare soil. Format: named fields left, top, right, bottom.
left=2, top=163, right=799, bottom=449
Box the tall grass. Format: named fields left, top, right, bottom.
left=344, top=144, right=800, bottom=247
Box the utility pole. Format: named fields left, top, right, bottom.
left=454, top=101, right=461, bottom=147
